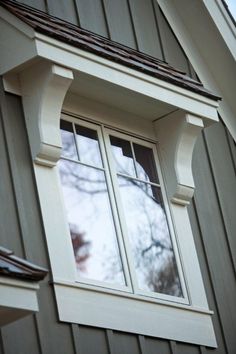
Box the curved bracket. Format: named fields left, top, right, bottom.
left=20, top=61, right=73, bottom=167
left=155, top=110, right=204, bottom=206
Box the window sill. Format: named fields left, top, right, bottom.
left=54, top=279, right=216, bottom=347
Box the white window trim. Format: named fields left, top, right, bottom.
left=0, top=12, right=220, bottom=347
left=59, top=116, right=189, bottom=305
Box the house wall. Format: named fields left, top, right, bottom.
left=0, top=0, right=235, bottom=353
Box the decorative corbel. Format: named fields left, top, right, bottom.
left=20, top=61, right=73, bottom=167
left=154, top=110, right=204, bottom=206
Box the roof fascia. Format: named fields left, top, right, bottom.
left=0, top=9, right=38, bottom=74
left=157, top=0, right=236, bottom=141
left=203, top=0, right=236, bottom=59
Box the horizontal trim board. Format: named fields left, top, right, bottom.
left=54, top=283, right=217, bottom=348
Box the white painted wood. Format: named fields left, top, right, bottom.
left=155, top=110, right=204, bottom=205
left=34, top=34, right=219, bottom=121
left=20, top=61, right=73, bottom=167
left=0, top=276, right=40, bottom=327
left=3, top=73, right=21, bottom=95
left=203, top=0, right=236, bottom=60
left=34, top=164, right=77, bottom=281
left=54, top=282, right=217, bottom=347
left=157, top=0, right=236, bottom=141
left=0, top=14, right=37, bottom=74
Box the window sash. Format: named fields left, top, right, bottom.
left=59, top=117, right=189, bottom=304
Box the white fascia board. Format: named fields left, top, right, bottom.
left=157, top=0, right=236, bottom=141
left=0, top=276, right=40, bottom=326
left=34, top=33, right=218, bottom=122
left=203, top=0, right=236, bottom=60
left=0, top=10, right=38, bottom=74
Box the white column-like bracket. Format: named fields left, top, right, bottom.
left=19, top=61, right=73, bottom=167
left=155, top=110, right=204, bottom=206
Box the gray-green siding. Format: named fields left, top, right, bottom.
left=0, top=0, right=235, bottom=353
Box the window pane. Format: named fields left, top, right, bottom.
left=133, top=143, right=159, bottom=183
left=59, top=159, right=126, bottom=286
left=60, top=120, right=78, bottom=160
left=110, top=136, right=136, bottom=176
left=118, top=176, right=182, bottom=297
left=75, top=125, right=103, bottom=167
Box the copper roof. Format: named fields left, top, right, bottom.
left=0, top=246, right=47, bottom=281
left=0, top=0, right=220, bottom=101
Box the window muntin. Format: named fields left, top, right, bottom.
left=59, top=118, right=186, bottom=301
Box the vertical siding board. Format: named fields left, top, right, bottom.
left=106, top=329, right=115, bottom=354
left=35, top=283, right=76, bottom=354
left=3, top=94, right=48, bottom=267
left=138, top=335, right=147, bottom=354
left=226, top=129, right=236, bottom=172
left=75, top=0, right=109, bottom=37
left=128, top=0, right=163, bottom=58
left=154, top=5, right=190, bottom=74
left=0, top=87, right=24, bottom=256
left=1, top=317, right=40, bottom=354
left=71, top=324, right=82, bottom=354
left=188, top=201, right=227, bottom=354
left=204, top=123, right=236, bottom=275
left=78, top=326, right=109, bottom=354
left=103, top=0, right=137, bottom=48
left=15, top=0, right=46, bottom=11
left=176, top=342, right=200, bottom=354
left=47, top=0, right=78, bottom=25
left=112, top=332, right=140, bottom=354
left=145, top=337, right=171, bottom=354
left=192, top=132, right=236, bottom=353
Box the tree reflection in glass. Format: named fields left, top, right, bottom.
left=59, top=122, right=125, bottom=286
left=59, top=119, right=183, bottom=298
left=110, top=136, right=183, bottom=297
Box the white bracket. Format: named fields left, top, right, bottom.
left=19, top=61, right=73, bottom=167
left=155, top=110, right=204, bottom=206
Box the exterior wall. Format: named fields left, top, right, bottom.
left=0, top=0, right=235, bottom=353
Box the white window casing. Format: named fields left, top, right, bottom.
left=0, top=12, right=220, bottom=347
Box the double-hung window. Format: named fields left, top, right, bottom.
left=58, top=117, right=187, bottom=303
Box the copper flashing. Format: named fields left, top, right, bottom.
left=0, top=246, right=48, bottom=281
left=0, top=0, right=221, bottom=101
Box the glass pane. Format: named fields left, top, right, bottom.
left=118, top=176, right=182, bottom=297
left=133, top=143, right=159, bottom=183
left=60, top=120, right=78, bottom=160
left=59, top=159, right=126, bottom=286
left=110, top=136, right=136, bottom=176
left=75, top=125, right=103, bottom=167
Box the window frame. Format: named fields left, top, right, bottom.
left=59, top=115, right=189, bottom=304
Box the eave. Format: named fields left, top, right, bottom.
left=0, top=0, right=220, bottom=123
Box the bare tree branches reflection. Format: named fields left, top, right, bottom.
left=59, top=120, right=183, bottom=297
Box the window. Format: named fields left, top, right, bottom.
left=58, top=118, right=187, bottom=303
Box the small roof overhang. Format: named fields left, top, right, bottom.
left=0, top=0, right=220, bottom=122
left=0, top=247, right=47, bottom=326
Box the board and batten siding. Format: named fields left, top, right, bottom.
left=0, top=0, right=235, bottom=353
